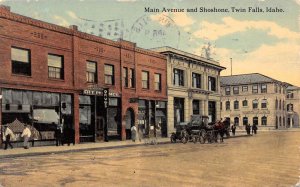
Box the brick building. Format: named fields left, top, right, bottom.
left=0, top=6, right=167, bottom=146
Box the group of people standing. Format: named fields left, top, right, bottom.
left=230, top=122, right=258, bottom=136
left=3, top=124, right=31, bottom=150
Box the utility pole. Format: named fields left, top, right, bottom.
left=230, top=58, right=233, bottom=76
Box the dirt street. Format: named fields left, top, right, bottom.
left=0, top=131, right=300, bottom=187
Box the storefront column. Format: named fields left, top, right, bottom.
left=74, top=93, right=80, bottom=144
left=121, top=116, right=126, bottom=141
left=0, top=88, right=2, bottom=147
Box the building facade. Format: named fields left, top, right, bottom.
left=152, top=47, right=225, bottom=134
left=220, top=73, right=287, bottom=130
left=0, top=6, right=167, bottom=146
left=286, top=86, right=300, bottom=127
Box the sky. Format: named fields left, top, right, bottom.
left=1, top=0, right=300, bottom=86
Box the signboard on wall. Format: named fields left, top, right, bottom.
left=82, top=87, right=120, bottom=97
left=103, top=88, right=109, bottom=109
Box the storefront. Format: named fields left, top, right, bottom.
left=1, top=88, right=73, bottom=144
left=80, top=88, right=121, bottom=142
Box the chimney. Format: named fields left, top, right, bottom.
left=0, top=5, right=11, bottom=12
left=69, top=25, right=78, bottom=31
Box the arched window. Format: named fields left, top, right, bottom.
left=253, top=117, right=258, bottom=125
left=287, top=104, right=293, bottom=111
left=234, top=117, right=239, bottom=126
left=279, top=116, right=282, bottom=126
left=276, top=116, right=278, bottom=127
left=279, top=99, right=281, bottom=110
left=275, top=99, right=278, bottom=109
left=252, top=99, right=258, bottom=109
left=243, top=117, right=248, bottom=125
left=261, top=99, right=267, bottom=109
left=226, top=101, right=230, bottom=110
left=261, top=116, right=267, bottom=126
left=234, top=100, right=239, bottom=110
left=242, top=99, right=248, bottom=107
left=283, top=117, right=285, bottom=126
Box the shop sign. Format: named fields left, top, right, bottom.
left=103, top=88, right=109, bottom=109
left=83, top=88, right=120, bottom=97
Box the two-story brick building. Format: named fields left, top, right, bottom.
left=0, top=6, right=167, bottom=146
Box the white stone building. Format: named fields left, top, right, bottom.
left=286, top=86, right=300, bottom=127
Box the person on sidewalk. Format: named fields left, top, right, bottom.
left=3, top=125, right=15, bottom=150
left=252, top=124, right=258, bottom=135
left=21, top=124, right=31, bottom=149
left=138, top=124, right=144, bottom=142
left=130, top=125, right=137, bottom=142
left=55, top=123, right=63, bottom=146
left=231, top=124, right=236, bottom=136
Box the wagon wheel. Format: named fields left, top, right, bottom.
left=181, top=131, right=188, bottom=144
left=216, top=132, right=223, bottom=143
left=192, top=135, right=198, bottom=144
left=170, top=134, right=176, bottom=143
left=199, top=129, right=206, bottom=144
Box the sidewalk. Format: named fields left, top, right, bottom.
left=0, top=134, right=251, bottom=159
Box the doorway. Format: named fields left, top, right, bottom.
left=125, top=108, right=135, bottom=140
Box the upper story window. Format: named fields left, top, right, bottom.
left=242, top=86, right=248, bottom=92
left=225, top=101, right=230, bottom=110
left=233, top=87, right=239, bottom=94
left=252, top=99, right=258, bottom=109
left=275, top=84, right=278, bottom=93
left=123, top=67, right=128, bottom=87
left=287, top=92, right=294, bottom=99
left=129, top=68, right=135, bottom=88
left=275, top=99, right=278, bottom=109
left=86, top=61, right=97, bottom=83
left=261, top=116, right=267, bottom=126
left=242, top=99, right=248, bottom=107
left=193, top=100, right=200, bottom=115
left=142, top=71, right=149, bottom=89
left=48, top=54, right=63, bottom=79
left=208, top=76, right=216, bottom=92
left=154, top=73, right=161, bottom=91
left=252, top=85, right=258, bottom=93
left=192, top=73, right=201, bottom=88
left=173, top=68, right=184, bottom=86
left=225, top=87, right=230, bottom=95
left=279, top=99, right=282, bottom=110
left=261, top=99, right=267, bottom=109
left=279, top=86, right=282, bottom=93
left=104, top=64, right=114, bottom=85
left=261, top=84, right=267, bottom=93
left=287, top=104, right=293, bottom=111
left=11, top=47, right=31, bottom=76
left=234, top=100, right=239, bottom=110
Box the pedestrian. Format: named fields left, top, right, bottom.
left=231, top=124, right=236, bottom=136
left=138, top=124, right=144, bottom=142
left=64, top=126, right=75, bottom=146
left=21, top=124, right=31, bottom=149
left=252, top=124, right=258, bottom=135
left=55, top=124, right=63, bottom=146
left=247, top=124, right=251, bottom=135
left=3, top=125, right=15, bottom=150
left=130, top=125, right=137, bottom=142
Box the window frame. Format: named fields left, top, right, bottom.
left=48, top=54, right=64, bottom=80
left=192, top=72, right=201, bottom=88
left=261, top=84, right=267, bottom=93
left=252, top=99, right=258, bottom=109
left=225, top=87, right=230, bottom=95
left=173, top=68, right=184, bottom=86
left=11, top=47, right=31, bottom=76
left=154, top=73, right=162, bottom=91
left=234, top=100, right=239, bottom=110
left=86, top=61, right=97, bottom=83
left=104, top=64, right=115, bottom=85
left=142, top=71, right=149, bottom=89
left=252, top=85, right=258, bottom=93
left=123, top=67, right=128, bottom=87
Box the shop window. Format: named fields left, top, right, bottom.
left=193, top=100, right=200, bottom=115
left=11, top=47, right=31, bottom=76
left=173, top=68, right=184, bottom=86
left=154, top=73, right=161, bottom=91
left=142, top=71, right=149, bottom=89
left=104, top=64, right=114, bottom=85
left=252, top=85, right=258, bottom=93
left=243, top=117, right=248, bottom=125
left=233, top=87, right=239, bottom=94
left=234, top=100, right=239, bottom=110
left=242, top=99, right=248, bottom=107
left=252, top=99, right=258, bottom=109
left=261, top=116, right=267, bottom=125
left=123, top=67, right=128, bottom=87
left=225, top=87, right=230, bottom=95
left=253, top=117, right=258, bottom=125
left=86, top=61, right=97, bottom=83
left=234, top=117, right=239, bottom=126
left=261, top=84, right=267, bottom=93
left=48, top=54, right=64, bottom=79
left=129, top=68, right=135, bottom=88
left=192, top=73, right=201, bottom=88
left=242, top=86, right=248, bottom=92
left=261, top=99, right=267, bottom=109
left=208, top=76, right=216, bottom=92
left=226, top=101, right=230, bottom=110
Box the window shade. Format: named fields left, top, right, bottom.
left=48, top=55, right=62, bottom=68
left=11, top=48, right=29, bottom=63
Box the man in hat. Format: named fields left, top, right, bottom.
left=21, top=124, right=31, bottom=149
left=3, top=125, right=15, bottom=150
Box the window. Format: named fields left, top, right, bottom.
left=192, top=73, right=201, bottom=88
left=242, top=86, right=248, bottom=92
left=208, top=76, right=216, bottom=91
left=11, top=47, right=31, bottom=76
left=261, top=84, right=267, bottom=93
left=234, top=117, right=239, bottom=126
left=225, top=87, right=230, bottom=95
left=123, top=67, right=128, bottom=87
left=192, top=100, right=200, bottom=115
left=220, top=102, right=222, bottom=110
left=86, top=61, right=97, bottom=83
left=252, top=99, right=258, bottom=109
left=233, top=87, right=239, bottom=94
left=253, top=117, right=258, bottom=125
left=243, top=117, right=248, bottom=125
left=261, top=99, right=267, bottom=109
left=275, top=99, right=278, bottom=109
left=226, top=101, right=230, bottom=110
left=279, top=116, right=282, bottom=126
left=287, top=104, right=293, bottom=111
left=154, top=73, right=161, bottom=91
left=142, top=71, right=149, bottom=89
left=242, top=100, right=248, bottom=107
left=173, top=69, right=184, bottom=86
left=104, top=64, right=114, bottom=85
left=48, top=54, right=63, bottom=79
left=252, top=85, right=258, bottom=93
left=279, top=99, right=281, bottom=110
left=129, top=68, right=135, bottom=88
left=234, top=100, right=239, bottom=110
left=261, top=116, right=267, bottom=125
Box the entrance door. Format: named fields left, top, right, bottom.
left=125, top=108, right=135, bottom=140
left=95, top=117, right=104, bottom=142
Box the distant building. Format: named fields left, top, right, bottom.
left=220, top=73, right=288, bottom=130
left=152, top=47, right=225, bottom=134
left=286, top=86, right=300, bottom=127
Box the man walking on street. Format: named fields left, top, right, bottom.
left=21, top=124, right=31, bottom=149
left=3, top=125, right=15, bottom=150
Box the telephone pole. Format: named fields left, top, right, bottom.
left=230, top=58, right=233, bottom=76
